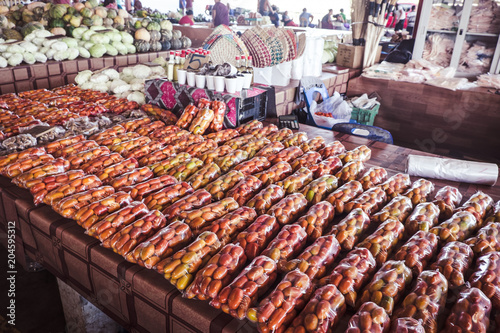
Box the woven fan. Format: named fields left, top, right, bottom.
left=283, top=29, right=297, bottom=61
left=202, top=25, right=249, bottom=66
left=296, top=33, right=307, bottom=58
left=241, top=28, right=272, bottom=68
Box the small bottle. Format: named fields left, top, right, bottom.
left=173, top=51, right=181, bottom=82
left=247, top=56, right=254, bottom=85
left=167, top=51, right=175, bottom=81
left=239, top=55, right=246, bottom=72
left=180, top=50, right=186, bottom=66
left=235, top=56, right=241, bottom=73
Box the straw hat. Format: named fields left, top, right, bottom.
left=241, top=27, right=273, bottom=68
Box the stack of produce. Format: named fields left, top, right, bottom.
left=0, top=86, right=499, bottom=333
left=74, top=65, right=166, bottom=103
left=0, top=2, right=191, bottom=66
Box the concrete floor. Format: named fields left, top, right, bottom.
left=0, top=245, right=66, bottom=333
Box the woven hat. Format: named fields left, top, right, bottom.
left=283, top=29, right=297, bottom=61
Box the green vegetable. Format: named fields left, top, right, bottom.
left=78, top=47, right=90, bottom=58
left=89, top=43, right=106, bottom=57
left=49, top=4, right=67, bottom=19
left=62, top=37, right=78, bottom=48
left=72, top=26, right=88, bottom=39
left=105, top=44, right=118, bottom=56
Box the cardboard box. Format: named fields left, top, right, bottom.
left=336, top=44, right=382, bottom=69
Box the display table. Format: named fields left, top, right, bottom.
left=0, top=122, right=499, bottom=333
left=0, top=51, right=171, bottom=95
left=347, top=76, right=500, bottom=164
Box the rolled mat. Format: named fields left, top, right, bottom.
left=406, top=155, right=498, bottom=186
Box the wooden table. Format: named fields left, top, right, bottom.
left=346, top=76, right=500, bottom=164
left=0, top=122, right=498, bottom=333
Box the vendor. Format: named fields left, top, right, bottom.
left=269, top=5, right=280, bottom=27
left=282, top=11, right=298, bottom=27
left=394, top=4, right=405, bottom=31
left=212, top=0, right=229, bottom=27
left=179, top=9, right=195, bottom=26
left=299, top=8, right=314, bottom=28
left=332, top=15, right=347, bottom=30
left=321, top=9, right=334, bottom=29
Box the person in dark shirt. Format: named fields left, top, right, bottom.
left=258, top=0, right=272, bottom=16
left=322, top=9, right=334, bottom=29
left=212, top=0, right=229, bottom=27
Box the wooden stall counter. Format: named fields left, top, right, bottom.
left=0, top=51, right=172, bottom=95
left=347, top=76, right=500, bottom=164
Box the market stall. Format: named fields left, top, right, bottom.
left=1, top=2, right=500, bottom=333
left=1, top=121, right=499, bottom=333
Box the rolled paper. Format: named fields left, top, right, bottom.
left=406, top=155, right=498, bottom=186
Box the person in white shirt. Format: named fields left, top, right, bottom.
left=394, top=4, right=405, bottom=31
left=407, top=5, right=416, bottom=35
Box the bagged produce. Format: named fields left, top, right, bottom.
left=225, top=175, right=263, bottom=206
left=108, top=210, right=168, bottom=256
left=299, top=136, right=326, bottom=153
left=430, top=241, right=474, bottom=289
left=295, top=201, right=335, bottom=241
left=312, top=156, right=343, bottom=178
left=335, top=160, right=365, bottom=186
left=276, top=167, right=314, bottom=194
left=284, top=284, right=346, bottom=333
left=394, top=231, right=439, bottom=275
left=186, top=163, right=221, bottom=190
left=162, top=189, right=212, bottom=221
left=267, top=193, right=308, bottom=226
left=358, top=260, right=413, bottom=315
left=280, top=235, right=340, bottom=280
left=210, top=255, right=278, bottom=320
left=159, top=231, right=222, bottom=291
left=325, top=180, right=364, bottom=214
left=95, top=158, right=139, bottom=183
left=254, top=161, right=292, bottom=187
left=266, top=128, right=293, bottom=142
left=246, top=184, right=286, bottom=216
left=204, top=129, right=239, bottom=145
left=346, top=302, right=390, bottom=333
left=261, top=224, right=308, bottom=264
left=403, top=178, right=435, bottom=205
left=344, top=186, right=387, bottom=215
left=246, top=269, right=314, bottom=333
left=199, top=206, right=257, bottom=245
left=443, top=287, right=491, bottom=333
left=337, top=145, right=371, bottom=164
left=318, top=141, right=346, bottom=159
left=466, top=222, right=500, bottom=255
left=356, top=219, right=405, bottom=267
left=143, top=182, right=193, bottom=211
left=469, top=251, right=500, bottom=308
left=371, top=195, right=413, bottom=224
left=430, top=211, right=479, bottom=246
left=235, top=214, right=280, bottom=260
left=380, top=173, right=412, bottom=199
left=432, top=185, right=462, bottom=220
left=179, top=197, right=239, bottom=234
left=403, top=202, right=440, bottom=238
left=184, top=243, right=247, bottom=301
left=329, top=208, right=371, bottom=251
left=126, top=221, right=192, bottom=268
left=31, top=170, right=86, bottom=206
left=255, top=141, right=285, bottom=159
left=359, top=166, right=388, bottom=190
left=290, top=151, right=322, bottom=172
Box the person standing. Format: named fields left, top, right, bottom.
left=299, top=8, right=314, bottom=28
left=179, top=0, right=186, bottom=15
left=407, top=5, right=416, bottom=35
left=212, top=0, right=229, bottom=27
left=394, top=4, right=405, bottom=31
left=321, top=9, right=334, bottom=29
left=186, top=0, right=193, bottom=12
left=339, top=8, right=346, bottom=23
left=258, top=0, right=273, bottom=16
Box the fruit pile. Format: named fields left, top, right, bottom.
left=1, top=88, right=499, bottom=333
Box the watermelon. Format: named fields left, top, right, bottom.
left=49, top=4, right=67, bottom=19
